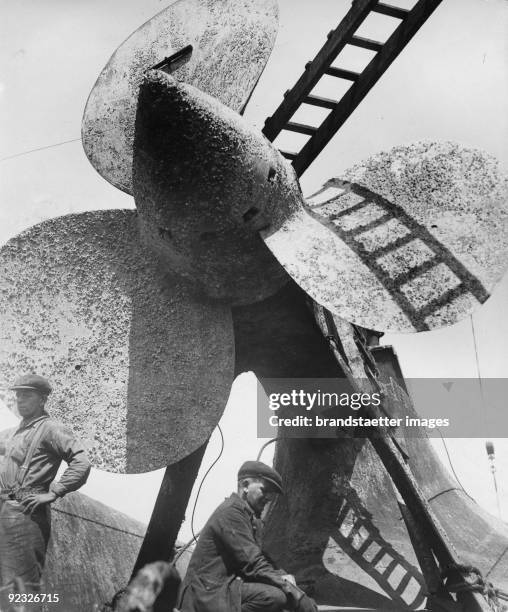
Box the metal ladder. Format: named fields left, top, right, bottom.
left=333, top=493, right=427, bottom=609
left=309, top=181, right=489, bottom=331
left=262, top=0, right=443, bottom=177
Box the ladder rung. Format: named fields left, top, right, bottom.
left=345, top=213, right=392, bottom=237
left=370, top=547, right=387, bottom=567
left=304, top=94, right=338, bottom=109
left=357, top=537, right=374, bottom=555
left=285, top=122, right=318, bottom=136
left=325, top=66, right=361, bottom=81
left=280, top=150, right=298, bottom=161
left=415, top=284, right=470, bottom=320
left=372, top=2, right=410, bottom=19
left=349, top=35, right=384, bottom=52
left=263, top=0, right=443, bottom=177
left=382, top=558, right=398, bottom=578
left=395, top=570, right=413, bottom=594
left=391, top=258, right=439, bottom=287
left=369, top=233, right=415, bottom=258
left=329, top=199, right=369, bottom=220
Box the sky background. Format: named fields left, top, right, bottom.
left=1, top=0, right=508, bottom=542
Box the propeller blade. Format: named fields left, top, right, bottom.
left=0, top=210, right=234, bottom=473
left=266, top=142, right=508, bottom=332
left=131, top=72, right=508, bottom=332
left=82, top=0, right=279, bottom=194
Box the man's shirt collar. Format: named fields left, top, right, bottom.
left=18, top=411, right=49, bottom=432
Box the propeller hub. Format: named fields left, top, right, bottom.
left=132, top=70, right=301, bottom=304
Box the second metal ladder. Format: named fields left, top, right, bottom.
left=263, top=0, right=443, bottom=176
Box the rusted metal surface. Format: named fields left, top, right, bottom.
left=0, top=210, right=233, bottom=473
left=82, top=0, right=278, bottom=194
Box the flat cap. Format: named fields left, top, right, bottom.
left=238, top=460, right=283, bottom=494
left=10, top=374, right=52, bottom=395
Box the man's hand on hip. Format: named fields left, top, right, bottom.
left=20, top=491, right=58, bottom=514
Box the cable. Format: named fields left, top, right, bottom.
left=427, top=487, right=464, bottom=503
left=470, top=316, right=503, bottom=516
left=486, top=543, right=508, bottom=580
left=176, top=430, right=276, bottom=565
left=485, top=442, right=502, bottom=519
left=0, top=138, right=81, bottom=163
left=470, top=315, right=485, bottom=404
left=436, top=427, right=476, bottom=502
left=429, top=316, right=485, bottom=505
left=256, top=438, right=280, bottom=461
left=0, top=122, right=122, bottom=163
left=189, top=423, right=224, bottom=543
left=51, top=506, right=145, bottom=539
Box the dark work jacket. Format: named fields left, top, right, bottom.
left=179, top=493, right=287, bottom=612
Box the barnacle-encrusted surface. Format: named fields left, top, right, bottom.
left=265, top=142, right=508, bottom=332
left=133, top=71, right=295, bottom=303
left=82, top=0, right=278, bottom=194
left=0, top=210, right=233, bottom=473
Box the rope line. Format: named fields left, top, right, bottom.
left=443, top=564, right=507, bottom=611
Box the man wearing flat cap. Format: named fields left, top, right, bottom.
left=0, top=374, right=91, bottom=592
left=178, top=460, right=317, bottom=612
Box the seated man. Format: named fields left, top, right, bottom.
left=178, top=460, right=316, bottom=612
